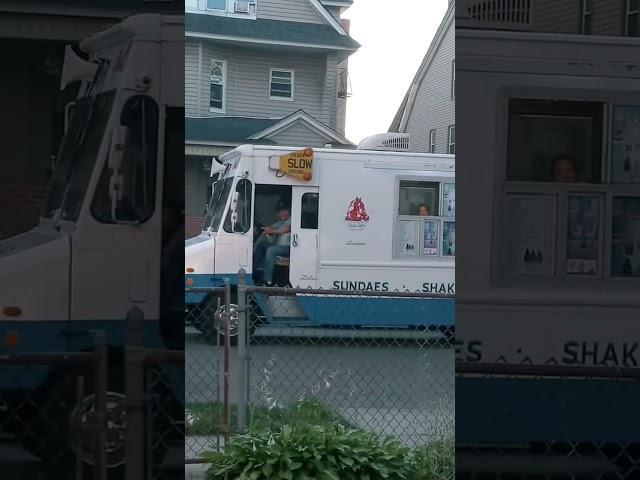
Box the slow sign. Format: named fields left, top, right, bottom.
left=278, top=148, right=314, bottom=181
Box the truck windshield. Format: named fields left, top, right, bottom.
left=43, top=90, right=116, bottom=221
left=204, top=177, right=233, bottom=232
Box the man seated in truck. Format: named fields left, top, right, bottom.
left=253, top=203, right=291, bottom=286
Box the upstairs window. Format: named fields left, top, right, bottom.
left=204, top=0, right=256, bottom=15
left=580, top=0, right=592, bottom=34
left=270, top=69, right=294, bottom=101
left=626, top=0, right=640, bottom=37
left=206, top=0, right=226, bottom=9
left=210, top=59, right=225, bottom=112
left=447, top=125, right=455, bottom=154
left=451, top=59, right=456, bottom=99
left=429, top=129, right=436, bottom=153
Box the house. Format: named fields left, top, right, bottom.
left=457, top=0, right=640, bottom=36
left=184, top=0, right=360, bottom=237
left=388, top=1, right=455, bottom=155
left=0, top=1, right=182, bottom=240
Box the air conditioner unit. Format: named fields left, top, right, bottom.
left=357, top=133, right=410, bottom=151
left=234, top=0, right=255, bottom=13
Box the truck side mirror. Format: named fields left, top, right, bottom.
left=230, top=191, right=239, bottom=230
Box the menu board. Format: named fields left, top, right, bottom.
left=566, top=195, right=600, bottom=275
left=443, top=221, right=455, bottom=257
left=442, top=183, right=455, bottom=217
left=612, top=106, right=640, bottom=184
left=397, top=220, right=420, bottom=256
left=611, top=196, right=640, bottom=277
left=505, top=194, right=555, bottom=275
left=423, top=220, right=440, bottom=256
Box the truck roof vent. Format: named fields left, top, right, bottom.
left=357, top=133, right=410, bottom=151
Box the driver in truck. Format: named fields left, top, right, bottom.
left=253, top=203, right=291, bottom=286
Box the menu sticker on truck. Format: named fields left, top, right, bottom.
left=277, top=148, right=314, bottom=181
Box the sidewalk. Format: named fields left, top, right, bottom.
left=186, top=462, right=209, bottom=480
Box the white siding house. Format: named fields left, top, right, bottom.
left=184, top=0, right=359, bottom=237
left=389, top=2, right=455, bottom=154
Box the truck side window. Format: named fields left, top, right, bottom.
left=301, top=193, right=319, bottom=229
left=398, top=180, right=439, bottom=216
left=224, top=179, right=252, bottom=233
left=507, top=99, right=603, bottom=183
left=91, top=95, right=158, bottom=223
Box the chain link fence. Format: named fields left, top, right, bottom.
left=184, top=282, right=455, bottom=464
left=0, top=333, right=109, bottom=480
left=456, top=362, right=640, bottom=479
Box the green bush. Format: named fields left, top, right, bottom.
left=414, top=439, right=454, bottom=480
left=204, top=423, right=417, bottom=480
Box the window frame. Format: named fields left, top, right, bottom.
left=447, top=125, right=455, bottom=154
left=209, top=59, right=226, bottom=113
left=269, top=68, right=295, bottom=102
left=429, top=129, right=436, bottom=153
left=625, top=0, right=640, bottom=37
left=493, top=93, right=640, bottom=286
left=451, top=59, right=456, bottom=99
left=580, top=0, right=592, bottom=34
left=202, top=0, right=257, bottom=16
left=392, top=176, right=455, bottom=261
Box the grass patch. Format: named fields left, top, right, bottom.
left=414, top=439, right=455, bottom=480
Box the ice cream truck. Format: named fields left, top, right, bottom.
left=456, top=27, right=640, bottom=470
left=0, top=14, right=184, bottom=471
left=184, top=141, right=455, bottom=335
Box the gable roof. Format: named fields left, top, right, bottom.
left=186, top=110, right=353, bottom=146
left=185, top=13, right=359, bottom=51
left=389, top=2, right=454, bottom=132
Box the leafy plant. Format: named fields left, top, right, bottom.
left=414, top=439, right=454, bottom=480
left=204, top=423, right=417, bottom=480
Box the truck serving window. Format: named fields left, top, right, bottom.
left=498, top=99, right=640, bottom=280
left=395, top=180, right=454, bottom=259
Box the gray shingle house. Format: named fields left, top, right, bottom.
left=185, top=0, right=359, bottom=237
left=389, top=1, right=455, bottom=154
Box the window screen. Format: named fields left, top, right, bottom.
left=398, top=180, right=439, bottom=216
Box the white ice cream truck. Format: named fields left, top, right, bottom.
left=185, top=140, right=455, bottom=335
left=0, top=14, right=184, bottom=470
left=456, top=27, right=640, bottom=466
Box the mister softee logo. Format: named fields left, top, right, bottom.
left=345, top=197, right=369, bottom=230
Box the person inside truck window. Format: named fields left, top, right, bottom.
left=418, top=204, right=430, bottom=217
left=551, top=156, right=578, bottom=183
left=253, top=204, right=291, bottom=286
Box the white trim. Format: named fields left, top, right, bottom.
left=185, top=31, right=355, bottom=51
left=197, top=41, right=203, bottom=115
left=320, top=1, right=353, bottom=7
left=307, top=0, right=348, bottom=35
left=249, top=110, right=352, bottom=145
left=209, top=58, right=226, bottom=113
left=429, top=129, right=436, bottom=154
left=269, top=68, right=294, bottom=101
left=447, top=125, right=455, bottom=155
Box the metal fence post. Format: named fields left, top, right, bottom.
left=236, top=269, right=248, bottom=433
left=93, top=331, right=107, bottom=480
left=223, top=279, right=232, bottom=445
left=125, top=306, right=145, bottom=480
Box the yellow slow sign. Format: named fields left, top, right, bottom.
left=279, top=148, right=314, bottom=181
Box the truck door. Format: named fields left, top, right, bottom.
left=289, top=186, right=319, bottom=288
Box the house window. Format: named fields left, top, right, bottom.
left=429, top=130, right=436, bottom=153
left=206, top=0, right=226, bottom=10
left=580, top=0, right=592, bottom=34
left=210, top=59, right=225, bottom=112
left=497, top=99, right=640, bottom=282
left=394, top=179, right=455, bottom=258
left=451, top=59, right=455, bottom=99
left=625, top=0, right=639, bottom=36
left=447, top=125, right=455, bottom=154
left=270, top=69, right=294, bottom=100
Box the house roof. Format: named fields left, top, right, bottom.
left=186, top=116, right=280, bottom=144
left=389, top=1, right=454, bottom=132
left=185, top=13, right=360, bottom=51
left=186, top=110, right=353, bottom=146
